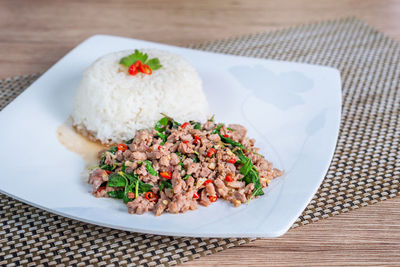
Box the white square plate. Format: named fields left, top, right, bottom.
left=0, top=35, right=341, bottom=237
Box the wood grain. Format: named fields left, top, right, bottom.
left=0, top=0, right=399, bottom=266
left=0, top=0, right=400, bottom=78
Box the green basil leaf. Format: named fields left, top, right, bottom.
left=155, top=117, right=169, bottom=132
left=119, top=50, right=149, bottom=67
left=108, top=173, right=127, bottom=187
left=125, top=138, right=133, bottom=145
left=212, top=124, right=224, bottom=134
left=146, top=58, right=162, bottom=70
left=107, top=190, right=124, bottom=199
left=143, top=160, right=158, bottom=176
left=159, top=180, right=172, bottom=191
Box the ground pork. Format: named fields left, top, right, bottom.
left=89, top=118, right=284, bottom=215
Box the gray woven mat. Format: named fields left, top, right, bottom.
left=1, top=17, right=399, bottom=266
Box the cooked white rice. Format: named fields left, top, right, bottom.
left=71, top=49, right=210, bottom=144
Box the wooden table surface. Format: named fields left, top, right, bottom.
left=1, top=0, right=400, bottom=265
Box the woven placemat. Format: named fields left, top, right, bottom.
left=1, top=17, right=399, bottom=266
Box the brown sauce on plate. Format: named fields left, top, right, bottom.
left=57, top=117, right=107, bottom=167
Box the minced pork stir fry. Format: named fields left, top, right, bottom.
left=88, top=116, right=284, bottom=216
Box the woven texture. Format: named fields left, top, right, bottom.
left=1, top=17, right=399, bottom=266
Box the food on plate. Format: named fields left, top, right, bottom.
left=88, top=116, right=284, bottom=215
left=71, top=49, right=209, bottom=145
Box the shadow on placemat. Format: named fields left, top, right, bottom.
left=1, top=17, right=399, bottom=266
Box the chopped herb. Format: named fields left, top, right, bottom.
left=143, top=160, right=158, bottom=176
left=156, top=132, right=167, bottom=144
left=119, top=50, right=162, bottom=71
left=178, top=162, right=184, bottom=168
left=155, top=117, right=169, bottom=133
left=182, top=174, right=191, bottom=180
left=192, top=154, right=199, bottom=163
left=120, top=50, right=148, bottom=67
left=154, top=115, right=181, bottom=144
left=146, top=58, right=162, bottom=71
left=234, top=149, right=264, bottom=197
left=99, top=146, right=118, bottom=169
left=212, top=124, right=224, bottom=134
left=190, top=121, right=202, bottom=130
left=213, top=125, right=247, bottom=151
left=106, top=171, right=152, bottom=203
left=125, top=138, right=133, bottom=144
left=108, top=173, right=126, bottom=187
left=121, top=162, right=126, bottom=172
left=208, top=115, right=215, bottom=122
left=108, top=146, right=118, bottom=153
left=135, top=180, right=139, bottom=199
left=100, top=164, right=116, bottom=172
left=107, top=190, right=124, bottom=199
left=159, top=180, right=172, bottom=191
left=227, top=127, right=235, bottom=131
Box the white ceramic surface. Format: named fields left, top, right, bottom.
left=0, top=35, right=341, bottom=237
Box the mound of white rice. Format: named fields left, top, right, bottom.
left=71, top=49, right=210, bottom=144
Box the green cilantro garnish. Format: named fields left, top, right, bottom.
left=120, top=49, right=162, bottom=71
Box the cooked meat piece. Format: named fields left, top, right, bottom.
left=170, top=153, right=180, bottom=165
left=244, top=183, right=255, bottom=197
left=147, top=151, right=162, bottom=160
left=155, top=192, right=169, bottom=216
left=104, top=152, right=115, bottom=165
left=135, top=164, right=148, bottom=176
left=208, top=134, right=220, bottom=142
left=202, top=121, right=215, bottom=130
left=142, top=174, right=159, bottom=185
left=227, top=124, right=247, bottom=141
left=199, top=188, right=211, bottom=207
left=205, top=183, right=216, bottom=197
left=115, top=150, right=124, bottom=161
left=88, top=169, right=108, bottom=192
left=226, top=181, right=246, bottom=189
left=185, top=160, right=200, bottom=175
left=229, top=190, right=247, bottom=207
left=131, top=151, right=147, bottom=161
left=214, top=178, right=229, bottom=198
left=127, top=196, right=155, bottom=215
left=177, top=142, right=194, bottom=154
left=159, top=155, right=170, bottom=167
left=199, top=162, right=212, bottom=177
left=93, top=186, right=116, bottom=198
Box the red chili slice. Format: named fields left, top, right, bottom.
left=117, top=143, right=127, bottom=152
left=96, top=186, right=107, bottom=193
left=145, top=191, right=155, bottom=201
left=223, top=134, right=229, bottom=138
left=225, top=175, right=233, bottom=182
left=193, top=192, right=199, bottom=199
left=228, top=158, right=237, bottom=164
left=160, top=171, right=172, bottom=179
left=194, top=136, right=201, bottom=145
left=128, top=65, right=138, bottom=76
left=181, top=122, right=190, bottom=128
left=134, top=60, right=142, bottom=68
left=183, top=140, right=189, bottom=144
left=203, top=179, right=212, bottom=186
left=208, top=195, right=217, bottom=202
left=207, top=148, right=216, bottom=157
left=105, top=170, right=112, bottom=175
left=139, top=64, right=152, bottom=75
